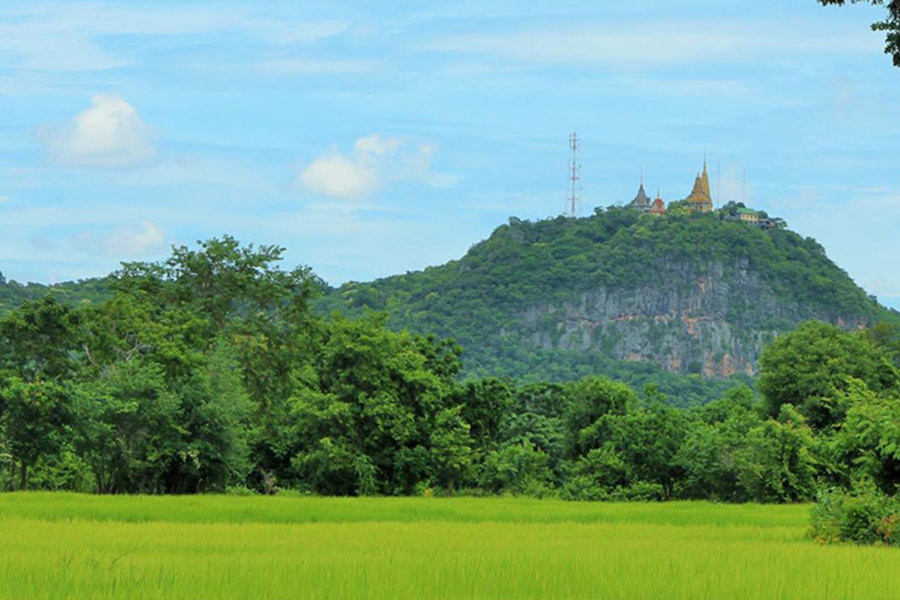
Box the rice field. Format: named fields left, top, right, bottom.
left=1, top=493, right=899, bottom=599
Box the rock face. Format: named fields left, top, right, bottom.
left=519, top=258, right=866, bottom=377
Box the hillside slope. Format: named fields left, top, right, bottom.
left=320, top=208, right=897, bottom=381
left=0, top=274, right=109, bottom=315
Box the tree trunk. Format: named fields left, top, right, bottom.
left=19, top=461, right=27, bottom=490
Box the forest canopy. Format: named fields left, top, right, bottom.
left=1, top=236, right=899, bottom=532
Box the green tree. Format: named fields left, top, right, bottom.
left=677, top=387, right=764, bottom=501
left=75, top=361, right=182, bottom=493
left=0, top=296, right=80, bottom=382
left=291, top=314, right=463, bottom=495
left=2, top=378, right=73, bottom=489
left=828, top=379, right=900, bottom=494
left=479, top=441, right=554, bottom=496
left=736, top=405, right=819, bottom=502
left=429, top=405, right=474, bottom=491
left=167, top=341, right=252, bottom=493
left=759, top=321, right=899, bottom=429
left=564, top=377, right=634, bottom=457
left=612, top=401, right=688, bottom=499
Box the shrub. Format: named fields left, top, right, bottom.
left=810, top=483, right=900, bottom=546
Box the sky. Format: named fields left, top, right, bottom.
left=1, top=1, right=899, bottom=310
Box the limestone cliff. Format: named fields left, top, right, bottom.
left=519, top=258, right=867, bottom=377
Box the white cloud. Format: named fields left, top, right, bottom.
left=43, top=95, right=156, bottom=169
left=0, top=4, right=348, bottom=72
left=300, top=151, right=378, bottom=200
left=299, top=135, right=434, bottom=201
left=72, top=221, right=166, bottom=257
left=0, top=196, right=11, bottom=204
left=427, top=21, right=880, bottom=67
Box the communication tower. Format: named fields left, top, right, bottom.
left=566, top=132, right=582, bottom=216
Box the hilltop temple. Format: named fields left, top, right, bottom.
left=685, top=161, right=713, bottom=213
left=622, top=160, right=786, bottom=229
left=626, top=160, right=713, bottom=214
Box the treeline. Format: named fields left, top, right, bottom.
left=0, top=272, right=109, bottom=316
left=1, top=239, right=899, bottom=522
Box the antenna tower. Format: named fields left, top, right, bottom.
left=742, top=168, right=747, bottom=204
left=716, top=158, right=721, bottom=205
left=566, top=131, right=582, bottom=216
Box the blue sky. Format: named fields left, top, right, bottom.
left=1, top=1, right=899, bottom=309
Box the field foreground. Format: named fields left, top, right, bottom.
left=1, top=493, right=899, bottom=599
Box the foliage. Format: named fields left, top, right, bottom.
left=759, top=321, right=899, bottom=429
left=827, top=381, right=900, bottom=494
left=811, top=482, right=900, bottom=546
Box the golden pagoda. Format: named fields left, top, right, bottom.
left=685, top=160, right=713, bottom=213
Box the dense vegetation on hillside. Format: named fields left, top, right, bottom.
left=0, top=273, right=109, bottom=315
left=2, top=238, right=900, bottom=546
left=319, top=208, right=896, bottom=386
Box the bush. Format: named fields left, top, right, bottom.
left=810, top=483, right=900, bottom=546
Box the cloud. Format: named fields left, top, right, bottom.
left=426, top=21, right=879, bottom=67
left=0, top=196, right=11, bottom=204
left=299, top=135, right=434, bottom=201
left=300, top=152, right=378, bottom=200
left=43, top=95, right=156, bottom=168
left=0, top=4, right=347, bottom=72
left=72, top=221, right=167, bottom=257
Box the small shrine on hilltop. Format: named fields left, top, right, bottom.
left=650, top=191, right=665, bottom=216
left=627, top=182, right=652, bottom=214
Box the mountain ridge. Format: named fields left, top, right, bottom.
left=318, top=207, right=898, bottom=382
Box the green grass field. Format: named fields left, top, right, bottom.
left=1, top=493, right=899, bottom=599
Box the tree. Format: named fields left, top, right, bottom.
left=2, top=378, right=73, bottom=489
left=114, top=235, right=319, bottom=340
left=0, top=296, right=80, bottom=382
left=759, top=321, right=900, bottom=429
left=564, top=377, right=635, bottom=457
left=828, top=379, right=900, bottom=494
left=677, top=387, right=764, bottom=501
left=290, top=314, right=463, bottom=495
left=75, top=361, right=182, bottom=493
left=735, top=405, right=820, bottom=502
left=166, top=341, right=252, bottom=493
left=479, top=441, right=554, bottom=496
left=818, top=0, right=900, bottom=66
left=454, top=378, right=512, bottom=453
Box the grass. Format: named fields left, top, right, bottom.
left=1, top=493, right=899, bottom=599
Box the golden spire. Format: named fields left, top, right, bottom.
left=685, top=159, right=713, bottom=212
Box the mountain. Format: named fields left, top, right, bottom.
left=319, top=207, right=898, bottom=384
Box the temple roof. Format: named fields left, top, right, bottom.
left=686, top=161, right=712, bottom=205
left=629, top=183, right=651, bottom=208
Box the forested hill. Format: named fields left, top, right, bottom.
left=0, top=274, right=109, bottom=315
left=319, top=208, right=898, bottom=382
